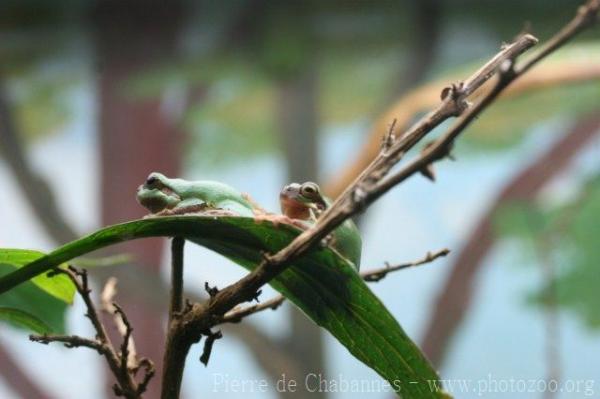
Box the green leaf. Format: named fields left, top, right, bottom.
left=0, top=306, right=52, bottom=334
left=493, top=177, right=600, bottom=330
left=0, top=249, right=75, bottom=304
left=0, top=216, right=443, bottom=398
left=72, top=254, right=133, bottom=268
left=0, top=263, right=67, bottom=333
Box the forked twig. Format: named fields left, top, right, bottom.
left=30, top=267, right=154, bottom=398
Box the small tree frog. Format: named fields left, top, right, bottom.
left=136, top=172, right=256, bottom=217
left=279, top=182, right=362, bottom=270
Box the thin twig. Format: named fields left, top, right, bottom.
left=101, top=278, right=138, bottom=371
left=113, top=303, right=133, bottom=377
left=363, top=249, right=450, bottom=282
left=30, top=334, right=109, bottom=353
left=30, top=267, right=152, bottom=399
left=136, top=358, right=156, bottom=396
left=222, top=295, right=286, bottom=324
left=221, top=249, right=450, bottom=323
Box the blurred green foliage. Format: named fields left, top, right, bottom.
left=495, top=176, right=600, bottom=328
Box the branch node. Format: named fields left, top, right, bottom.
left=250, top=289, right=262, bottom=303
left=381, top=118, right=398, bottom=151
left=351, top=185, right=368, bottom=211
left=136, top=358, right=156, bottom=395
left=204, top=282, right=219, bottom=298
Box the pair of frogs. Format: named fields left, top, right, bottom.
left=137, top=173, right=362, bottom=270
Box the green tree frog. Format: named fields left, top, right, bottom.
left=136, top=172, right=256, bottom=217
left=280, top=182, right=362, bottom=270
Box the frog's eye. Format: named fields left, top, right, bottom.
left=146, top=176, right=158, bottom=186
left=300, top=182, right=320, bottom=196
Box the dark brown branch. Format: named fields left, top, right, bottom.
left=221, top=249, right=450, bottom=323
left=170, top=237, right=185, bottom=319
left=161, top=239, right=195, bottom=399
left=30, top=267, right=153, bottom=399
left=326, top=34, right=538, bottom=208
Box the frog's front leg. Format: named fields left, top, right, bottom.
left=242, top=193, right=269, bottom=216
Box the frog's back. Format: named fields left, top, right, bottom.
left=321, top=196, right=362, bottom=270
left=186, top=180, right=255, bottom=216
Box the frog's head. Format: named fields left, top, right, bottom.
left=136, top=172, right=182, bottom=213
left=279, top=182, right=326, bottom=220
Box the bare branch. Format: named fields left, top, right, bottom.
left=30, top=334, right=109, bottom=354
left=135, top=358, right=156, bottom=396
left=30, top=267, right=153, bottom=399
left=362, top=249, right=450, bottom=282
left=377, top=0, right=600, bottom=196
left=101, top=278, right=138, bottom=371
left=161, top=239, right=194, bottom=399
left=222, top=295, right=286, bottom=324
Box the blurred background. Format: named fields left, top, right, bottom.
left=1, top=0, right=599, bottom=398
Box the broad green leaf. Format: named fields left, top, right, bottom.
left=0, top=216, right=444, bottom=398
left=0, top=249, right=75, bottom=304
left=0, top=263, right=67, bottom=333
left=0, top=306, right=52, bottom=334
